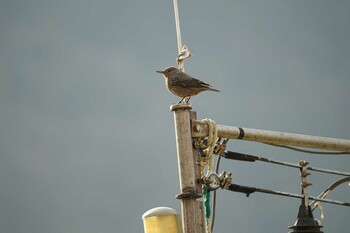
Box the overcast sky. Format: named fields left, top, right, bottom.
left=1, top=0, right=349, bottom=233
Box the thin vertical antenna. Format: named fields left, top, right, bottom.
left=173, top=0, right=185, bottom=71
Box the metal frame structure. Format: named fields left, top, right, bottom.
left=171, top=103, right=350, bottom=233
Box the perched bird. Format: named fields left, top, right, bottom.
left=156, top=67, right=220, bottom=103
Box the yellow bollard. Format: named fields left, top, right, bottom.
left=142, top=207, right=179, bottom=233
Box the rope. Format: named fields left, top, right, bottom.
left=202, top=119, right=217, bottom=174
left=200, top=119, right=218, bottom=233
left=206, top=219, right=212, bottom=233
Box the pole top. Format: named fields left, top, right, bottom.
left=288, top=204, right=323, bottom=233
left=170, top=103, right=192, bottom=112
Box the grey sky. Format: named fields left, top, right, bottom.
left=0, top=0, right=349, bottom=232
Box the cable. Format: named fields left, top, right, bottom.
left=226, top=183, right=350, bottom=207
left=211, top=154, right=222, bottom=232
left=210, top=138, right=228, bottom=232
left=223, top=150, right=350, bottom=176
left=263, top=143, right=350, bottom=155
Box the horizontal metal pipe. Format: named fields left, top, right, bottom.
left=191, top=120, right=350, bottom=152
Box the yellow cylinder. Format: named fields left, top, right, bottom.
left=142, top=207, right=179, bottom=233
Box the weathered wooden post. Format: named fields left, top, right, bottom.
left=171, top=103, right=205, bottom=233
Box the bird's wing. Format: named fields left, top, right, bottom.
left=171, top=72, right=211, bottom=88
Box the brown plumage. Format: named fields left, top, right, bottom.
left=156, top=67, right=220, bottom=103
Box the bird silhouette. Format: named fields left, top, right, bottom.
left=156, top=67, right=220, bottom=103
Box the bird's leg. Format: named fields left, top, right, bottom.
left=179, top=97, right=185, bottom=103
left=185, top=97, right=191, bottom=103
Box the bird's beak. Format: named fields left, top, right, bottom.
left=156, top=70, right=164, bottom=74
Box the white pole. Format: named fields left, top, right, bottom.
left=173, top=0, right=185, bottom=71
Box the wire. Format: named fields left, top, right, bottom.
left=226, top=183, right=350, bottom=207
left=211, top=138, right=228, bottom=233
left=211, top=154, right=222, bottom=232
left=223, top=150, right=350, bottom=176
left=263, top=143, right=350, bottom=155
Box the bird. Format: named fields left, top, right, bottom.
left=156, top=67, right=220, bottom=103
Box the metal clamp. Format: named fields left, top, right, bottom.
left=219, top=171, right=232, bottom=189
left=214, top=138, right=229, bottom=155
left=203, top=173, right=221, bottom=191
left=202, top=171, right=233, bottom=191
